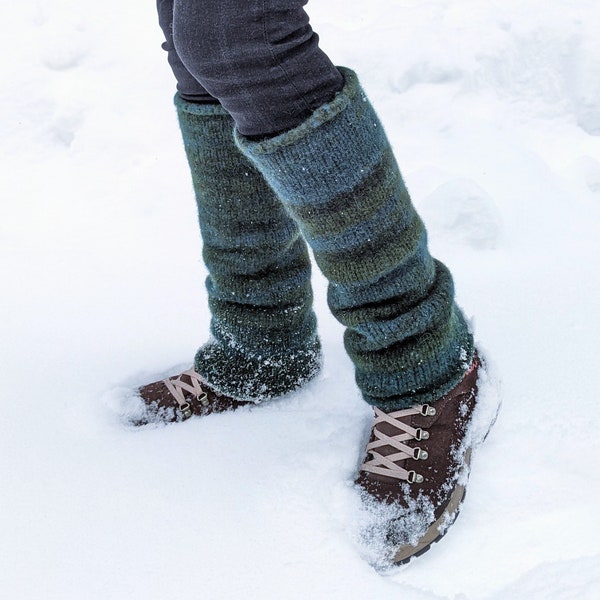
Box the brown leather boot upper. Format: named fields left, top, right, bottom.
left=356, top=355, right=480, bottom=521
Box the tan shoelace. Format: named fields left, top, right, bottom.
left=360, top=404, right=435, bottom=484
left=163, top=369, right=209, bottom=418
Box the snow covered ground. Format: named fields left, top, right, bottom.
left=1, top=1, right=599, bottom=598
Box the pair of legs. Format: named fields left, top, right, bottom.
left=154, top=0, right=474, bottom=410
left=141, top=1, right=487, bottom=565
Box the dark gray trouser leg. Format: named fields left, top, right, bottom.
left=157, top=0, right=344, bottom=137
left=156, top=0, right=216, bottom=103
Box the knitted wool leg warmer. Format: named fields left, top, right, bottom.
left=236, top=69, right=474, bottom=410
left=175, top=96, right=321, bottom=401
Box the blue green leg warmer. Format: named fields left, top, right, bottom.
left=236, top=69, right=474, bottom=410
left=175, top=96, right=321, bottom=400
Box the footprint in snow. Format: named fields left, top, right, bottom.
left=38, top=18, right=90, bottom=71
left=47, top=106, right=84, bottom=147
left=389, top=61, right=464, bottom=94
left=419, top=178, right=502, bottom=250
left=572, top=156, right=600, bottom=194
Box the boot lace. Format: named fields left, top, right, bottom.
left=360, top=404, right=435, bottom=484
left=163, top=369, right=209, bottom=418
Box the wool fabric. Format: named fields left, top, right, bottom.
left=236, top=68, right=474, bottom=409
left=175, top=96, right=322, bottom=400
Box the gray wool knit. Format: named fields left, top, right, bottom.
left=236, top=68, right=474, bottom=409
left=175, top=96, right=321, bottom=400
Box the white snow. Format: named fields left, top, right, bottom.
left=1, top=1, right=599, bottom=598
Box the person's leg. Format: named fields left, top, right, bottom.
left=236, top=68, right=474, bottom=410
left=156, top=0, right=216, bottom=103
left=137, top=1, right=321, bottom=424
left=178, top=100, right=321, bottom=402
left=236, top=69, right=483, bottom=566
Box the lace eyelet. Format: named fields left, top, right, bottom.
left=413, top=447, right=428, bottom=460
left=415, top=428, right=430, bottom=441
left=198, top=393, right=209, bottom=407
left=179, top=402, right=192, bottom=419
left=420, top=404, right=436, bottom=417
left=407, top=470, right=424, bottom=484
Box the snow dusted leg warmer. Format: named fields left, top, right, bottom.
left=175, top=96, right=321, bottom=400
left=236, top=69, right=473, bottom=410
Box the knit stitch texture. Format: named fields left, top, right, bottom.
left=175, top=96, right=321, bottom=400
left=236, top=68, right=474, bottom=409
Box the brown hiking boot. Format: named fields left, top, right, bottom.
left=133, top=369, right=251, bottom=425
left=356, top=354, right=492, bottom=565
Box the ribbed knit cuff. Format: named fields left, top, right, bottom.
left=174, top=93, right=230, bottom=117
